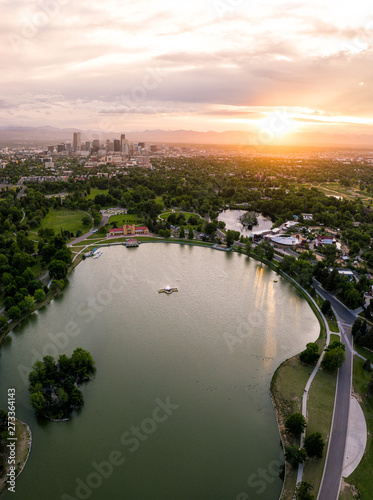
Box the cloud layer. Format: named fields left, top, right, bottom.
left=1, top=0, right=373, bottom=137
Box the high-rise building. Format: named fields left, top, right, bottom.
left=85, top=141, right=91, bottom=152
left=73, top=132, right=81, bottom=152
left=91, top=139, right=100, bottom=153
left=57, top=144, right=65, bottom=153
left=113, top=139, right=121, bottom=152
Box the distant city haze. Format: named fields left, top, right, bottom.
left=2, top=1, right=373, bottom=146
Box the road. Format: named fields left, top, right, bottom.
left=314, top=281, right=355, bottom=500
left=67, top=211, right=110, bottom=247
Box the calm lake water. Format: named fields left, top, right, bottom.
left=0, top=244, right=319, bottom=500
left=218, top=210, right=273, bottom=236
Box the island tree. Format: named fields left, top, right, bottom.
left=28, top=348, right=95, bottom=420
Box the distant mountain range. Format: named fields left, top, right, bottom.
left=0, top=125, right=372, bottom=149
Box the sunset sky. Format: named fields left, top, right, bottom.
left=2, top=0, right=373, bottom=141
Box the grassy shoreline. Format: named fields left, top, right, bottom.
left=0, top=419, right=32, bottom=495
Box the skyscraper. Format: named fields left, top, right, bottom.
left=73, top=132, right=81, bottom=152
left=121, top=134, right=129, bottom=154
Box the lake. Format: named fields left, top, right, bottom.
left=0, top=244, right=319, bottom=500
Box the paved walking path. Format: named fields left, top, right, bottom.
left=342, top=396, right=367, bottom=478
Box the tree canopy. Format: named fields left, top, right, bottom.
left=28, top=348, right=95, bottom=420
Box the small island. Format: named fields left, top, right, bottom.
left=238, top=211, right=258, bottom=229
left=28, top=348, right=95, bottom=421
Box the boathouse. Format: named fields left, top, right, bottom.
left=108, top=224, right=149, bottom=237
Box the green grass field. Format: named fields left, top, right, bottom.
left=38, top=209, right=88, bottom=237
left=85, top=188, right=109, bottom=200
left=302, top=334, right=339, bottom=496
left=158, top=211, right=202, bottom=222
left=107, top=214, right=139, bottom=225
left=344, top=357, right=373, bottom=498
left=270, top=356, right=315, bottom=499
left=354, top=344, right=373, bottom=365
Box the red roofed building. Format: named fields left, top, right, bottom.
left=108, top=224, right=149, bottom=237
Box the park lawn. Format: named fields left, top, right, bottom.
left=38, top=209, right=86, bottom=237
left=107, top=213, right=139, bottom=225
left=327, top=316, right=340, bottom=333
left=154, top=196, right=165, bottom=207
left=159, top=211, right=202, bottom=222
left=85, top=188, right=109, bottom=200
left=339, top=485, right=355, bottom=500
left=302, top=339, right=338, bottom=496
left=270, top=355, right=314, bottom=500
left=354, top=344, right=373, bottom=365
left=344, top=357, right=373, bottom=498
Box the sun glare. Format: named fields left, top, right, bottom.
left=259, top=111, right=298, bottom=138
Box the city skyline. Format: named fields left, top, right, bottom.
left=2, top=1, right=373, bottom=145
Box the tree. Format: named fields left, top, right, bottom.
left=71, top=347, right=95, bottom=379
left=285, top=445, right=307, bottom=468
left=344, top=288, right=362, bottom=310
left=179, top=226, right=185, bottom=238
left=304, top=432, right=325, bottom=458
left=188, top=226, right=194, bottom=240
left=321, top=347, right=345, bottom=371
left=8, top=306, right=21, bottom=320
left=30, top=392, right=46, bottom=415
left=205, top=222, right=217, bottom=237
left=34, top=289, right=46, bottom=302
left=226, top=230, right=235, bottom=248
left=49, top=260, right=68, bottom=280
left=245, top=240, right=252, bottom=256
left=0, top=316, right=8, bottom=331
left=299, top=342, right=320, bottom=365
left=321, top=300, right=331, bottom=315
left=19, top=295, right=34, bottom=313
left=295, top=481, right=314, bottom=500
left=352, top=318, right=362, bottom=337
left=82, top=215, right=91, bottom=227
left=262, top=240, right=274, bottom=260
left=285, top=413, right=307, bottom=436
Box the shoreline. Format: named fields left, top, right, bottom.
left=0, top=238, right=325, bottom=498
left=0, top=419, right=32, bottom=495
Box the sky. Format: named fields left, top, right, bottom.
left=1, top=0, right=373, bottom=142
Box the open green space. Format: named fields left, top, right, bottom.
left=154, top=195, right=165, bottom=207
left=158, top=211, right=202, bottom=222
left=85, top=188, right=109, bottom=200
left=302, top=334, right=339, bottom=496
left=344, top=357, right=373, bottom=498
left=271, top=356, right=314, bottom=499
left=354, top=344, right=373, bottom=365
left=107, top=213, right=139, bottom=225
left=38, top=209, right=87, bottom=237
